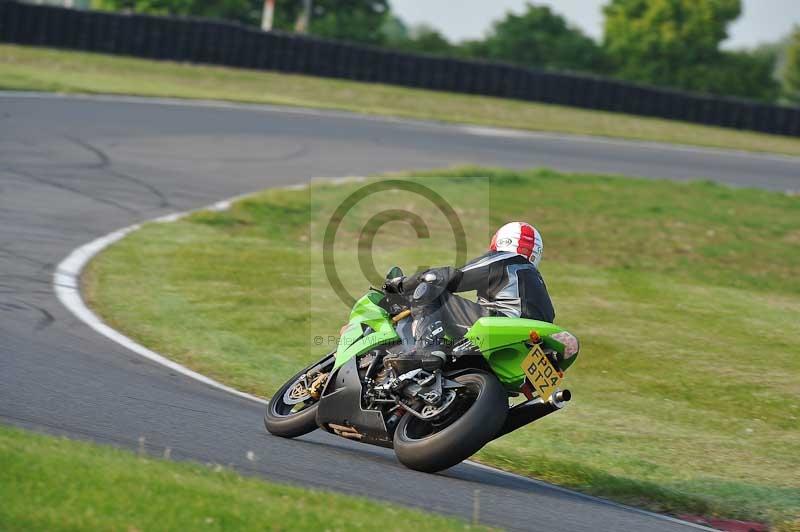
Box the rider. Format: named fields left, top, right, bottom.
left=383, top=222, right=554, bottom=373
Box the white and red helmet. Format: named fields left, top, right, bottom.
left=489, top=222, right=544, bottom=268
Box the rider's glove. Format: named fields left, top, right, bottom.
left=383, top=276, right=404, bottom=294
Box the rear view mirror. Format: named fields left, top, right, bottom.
left=386, top=266, right=404, bottom=279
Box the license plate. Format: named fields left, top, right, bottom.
left=521, top=344, right=562, bottom=400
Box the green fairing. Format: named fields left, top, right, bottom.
left=334, top=291, right=400, bottom=370
left=464, top=317, right=579, bottom=388
left=333, top=293, right=580, bottom=386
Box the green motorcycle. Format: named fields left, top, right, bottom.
left=264, top=268, right=579, bottom=473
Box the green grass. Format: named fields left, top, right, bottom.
left=84, top=168, right=800, bottom=526
left=4, top=44, right=800, bottom=157
left=0, top=425, right=487, bottom=531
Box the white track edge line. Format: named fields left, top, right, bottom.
left=53, top=181, right=368, bottom=404
left=53, top=191, right=279, bottom=406
left=51, top=176, right=713, bottom=531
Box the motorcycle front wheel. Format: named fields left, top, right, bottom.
left=264, top=353, right=334, bottom=438
left=393, top=371, right=507, bottom=473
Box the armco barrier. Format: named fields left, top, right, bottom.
left=1, top=0, right=798, bottom=137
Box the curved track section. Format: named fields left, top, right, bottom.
left=2, top=93, right=798, bottom=531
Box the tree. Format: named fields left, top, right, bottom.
left=782, top=27, right=800, bottom=105
left=603, top=0, right=740, bottom=88
left=271, top=0, right=390, bottom=45
left=698, top=50, right=779, bottom=101
left=95, top=0, right=390, bottom=45
left=381, top=14, right=409, bottom=46
left=94, top=0, right=258, bottom=25
left=395, top=24, right=454, bottom=55
left=475, top=3, right=607, bottom=73
left=602, top=0, right=781, bottom=100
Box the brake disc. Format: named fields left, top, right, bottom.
left=283, top=379, right=312, bottom=405
left=420, top=390, right=457, bottom=419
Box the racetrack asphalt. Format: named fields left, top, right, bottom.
left=2, top=92, right=798, bottom=531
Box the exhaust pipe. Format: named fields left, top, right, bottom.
left=550, top=389, right=571, bottom=408
left=328, top=423, right=363, bottom=440
left=494, top=389, right=572, bottom=439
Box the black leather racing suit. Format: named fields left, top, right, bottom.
left=398, top=250, right=555, bottom=352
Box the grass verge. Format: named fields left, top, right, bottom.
left=84, top=168, right=800, bottom=526
left=3, top=44, right=800, bottom=156
left=0, top=425, right=486, bottom=531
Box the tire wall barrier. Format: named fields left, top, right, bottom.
left=2, top=1, right=798, bottom=137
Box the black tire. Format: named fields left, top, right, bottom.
left=393, top=371, right=508, bottom=473
left=264, top=355, right=333, bottom=438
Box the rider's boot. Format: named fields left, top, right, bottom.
left=384, top=286, right=448, bottom=375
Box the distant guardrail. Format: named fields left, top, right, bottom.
left=2, top=1, right=799, bottom=137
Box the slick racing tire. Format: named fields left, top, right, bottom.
left=393, top=371, right=507, bottom=473
left=264, top=354, right=333, bottom=438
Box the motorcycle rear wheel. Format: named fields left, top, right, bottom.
left=264, top=354, right=333, bottom=438
left=393, top=371, right=507, bottom=473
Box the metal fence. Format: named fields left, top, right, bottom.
left=2, top=0, right=799, bottom=137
